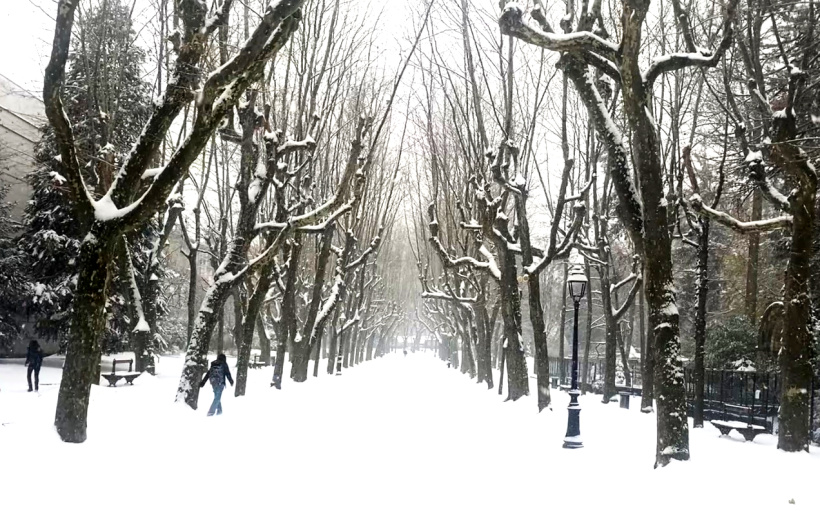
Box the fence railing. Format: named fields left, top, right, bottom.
left=684, top=368, right=819, bottom=441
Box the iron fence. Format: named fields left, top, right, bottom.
left=684, top=368, right=819, bottom=442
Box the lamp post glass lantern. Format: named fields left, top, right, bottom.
left=564, top=264, right=588, bottom=449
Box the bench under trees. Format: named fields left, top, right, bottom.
left=248, top=353, right=265, bottom=370
left=100, top=359, right=140, bottom=387
left=45, top=0, right=309, bottom=442
left=710, top=420, right=767, bottom=442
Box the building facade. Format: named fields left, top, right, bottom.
left=0, top=74, right=54, bottom=357
left=0, top=73, right=44, bottom=222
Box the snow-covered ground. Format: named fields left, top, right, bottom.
left=1, top=351, right=817, bottom=530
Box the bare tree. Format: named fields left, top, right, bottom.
left=500, top=0, right=739, bottom=465
left=45, top=0, right=307, bottom=441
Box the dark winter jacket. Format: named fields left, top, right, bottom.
left=25, top=344, right=44, bottom=370
left=200, top=359, right=234, bottom=388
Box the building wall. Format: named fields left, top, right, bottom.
left=0, top=73, right=44, bottom=223
left=0, top=74, right=48, bottom=357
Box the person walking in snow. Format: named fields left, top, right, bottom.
left=200, top=353, right=233, bottom=416
left=25, top=340, right=44, bottom=392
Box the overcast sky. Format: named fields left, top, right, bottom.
left=0, top=0, right=416, bottom=96
left=1, top=0, right=56, bottom=94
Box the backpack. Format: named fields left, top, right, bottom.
left=209, top=362, right=224, bottom=387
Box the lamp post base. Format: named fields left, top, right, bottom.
left=562, top=437, right=583, bottom=449
left=563, top=389, right=582, bottom=448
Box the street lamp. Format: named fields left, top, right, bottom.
left=564, top=263, right=588, bottom=449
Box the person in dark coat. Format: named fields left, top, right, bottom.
left=200, top=353, right=233, bottom=416
left=25, top=340, right=44, bottom=392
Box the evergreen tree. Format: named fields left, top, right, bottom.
left=0, top=184, right=26, bottom=350
left=18, top=0, right=159, bottom=353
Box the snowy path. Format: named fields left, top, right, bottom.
left=1, top=352, right=817, bottom=530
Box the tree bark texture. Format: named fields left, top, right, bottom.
left=693, top=219, right=710, bottom=428
left=55, top=230, right=116, bottom=442
left=745, top=189, right=762, bottom=324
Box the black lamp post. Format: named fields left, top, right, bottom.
left=564, top=263, right=588, bottom=449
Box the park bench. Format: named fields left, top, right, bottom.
left=100, top=359, right=141, bottom=387
left=614, top=384, right=642, bottom=396
left=248, top=353, right=266, bottom=369
left=710, top=420, right=767, bottom=441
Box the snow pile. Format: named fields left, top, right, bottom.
left=0, top=352, right=817, bottom=531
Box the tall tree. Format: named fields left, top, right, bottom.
left=691, top=0, right=818, bottom=451
left=501, top=0, right=739, bottom=465
left=44, top=0, right=306, bottom=442
left=20, top=0, right=156, bottom=354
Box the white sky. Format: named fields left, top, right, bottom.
left=0, top=0, right=561, bottom=232
left=0, top=0, right=56, bottom=94
left=0, top=0, right=416, bottom=96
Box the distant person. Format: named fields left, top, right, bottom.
left=403, top=350, right=407, bottom=357
left=25, top=340, right=44, bottom=392
left=200, top=353, right=233, bottom=416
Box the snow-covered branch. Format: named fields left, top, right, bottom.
left=499, top=3, right=619, bottom=59
left=202, top=0, right=235, bottom=35
left=427, top=203, right=496, bottom=277
left=421, top=290, right=478, bottom=304
left=526, top=201, right=586, bottom=276
left=43, top=0, right=94, bottom=224
left=345, top=230, right=383, bottom=271
left=115, top=5, right=305, bottom=233
left=612, top=273, right=642, bottom=322
left=689, top=194, right=792, bottom=234
left=643, top=0, right=739, bottom=86
left=122, top=239, right=149, bottom=335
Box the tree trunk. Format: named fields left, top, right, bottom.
left=777, top=183, right=814, bottom=452
left=327, top=317, right=339, bottom=375
left=217, top=307, right=225, bottom=354
left=460, top=324, right=476, bottom=377
left=693, top=219, right=710, bottom=428
left=313, top=330, right=326, bottom=377
left=489, top=302, right=500, bottom=369
left=581, top=262, right=593, bottom=394
left=558, top=262, right=568, bottom=384
left=341, top=323, right=352, bottom=368
left=475, top=299, right=494, bottom=389
left=497, top=247, right=528, bottom=400
left=515, top=192, right=551, bottom=410
left=231, top=287, right=245, bottom=355
left=365, top=331, right=376, bottom=361
left=235, top=269, right=273, bottom=397
left=745, top=188, right=762, bottom=324
left=186, top=252, right=198, bottom=348
left=600, top=259, right=617, bottom=402
left=55, top=231, right=116, bottom=442
left=135, top=275, right=159, bottom=374
left=602, top=307, right=618, bottom=403
left=177, top=227, right=256, bottom=407
left=291, top=340, right=312, bottom=381
left=640, top=287, right=654, bottom=412
left=620, top=304, right=635, bottom=386
left=638, top=145, right=689, bottom=467
left=273, top=240, right=301, bottom=389
left=349, top=325, right=361, bottom=366
left=498, top=341, right=507, bottom=396
left=258, top=314, right=271, bottom=365
left=176, top=272, right=237, bottom=408
left=617, top=330, right=632, bottom=387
